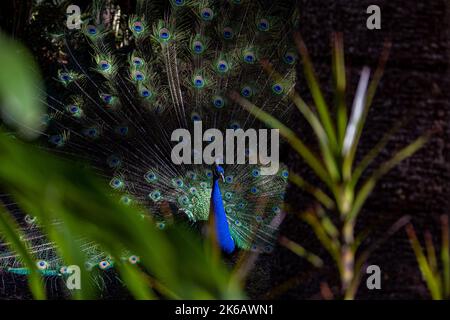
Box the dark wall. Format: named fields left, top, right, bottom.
left=248, top=0, right=450, bottom=299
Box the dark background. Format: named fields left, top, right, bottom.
left=0, top=0, right=449, bottom=299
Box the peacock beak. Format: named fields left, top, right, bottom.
left=220, top=173, right=225, bottom=182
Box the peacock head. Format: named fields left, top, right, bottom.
left=212, top=163, right=225, bottom=182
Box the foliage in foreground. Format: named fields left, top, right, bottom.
left=0, top=32, right=243, bottom=300
left=406, top=215, right=450, bottom=300
left=232, top=32, right=428, bottom=299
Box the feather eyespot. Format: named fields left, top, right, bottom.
left=240, top=86, right=253, bottom=98
left=200, top=8, right=214, bottom=21
left=107, top=155, right=121, bottom=168
left=110, top=177, right=124, bottom=189
left=132, top=21, right=143, bottom=33
left=193, top=75, right=205, bottom=88
left=192, top=40, right=204, bottom=54
left=36, top=260, right=48, bottom=270
left=229, top=121, right=241, bottom=130
left=272, top=83, right=284, bottom=95
left=251, top=168, right=261, bottom=177
left=223, top=27, right=233, bottom=39
left=86, top=25, right=97, bottom=35
left=128, top=255, right=140, bottom=264
left=98, top=260, right=111, bottom=270
left=257, top=19, right=270, bottom=31
left=98, top=60, right=111, bottom=71
left=213, top=96, right=225, bottom=108
left=191, top=112, right=201, bottom=121
left=158, top=28, right=171, bottom=41
left=216, top=60, right=229, bottom=73
left=149, top=190, right=162, bottom=202
left=283, top=51, right=297, bottom=64
left=243, top=51, right=256, bottom=63
left=145, top=171, right=158, bottom=183
left=132, top=71, right=145, bottom=81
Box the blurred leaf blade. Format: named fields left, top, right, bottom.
left=0, top=205, right=46, bottom=300
left=0, top=33, right=45, bottom=139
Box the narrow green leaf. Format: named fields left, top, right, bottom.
left=348, top=135, right=427, bottom=222
left=332, top=33, right=348, bottom=147
left=0, top=205, right=46, bottom=300
left=294, top=32, right=339, bottom=157
left=406, top=224, right=442, bottom=300
left=279, top=236, right=324, bottom=268
left=441, top=215, right=449, bottom=298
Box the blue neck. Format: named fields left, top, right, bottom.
left=211, top=179, right=235, bottom=254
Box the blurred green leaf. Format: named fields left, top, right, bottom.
left=0, top=205, right=46, bottom=299
left=0, top=33, right=45, bottom=139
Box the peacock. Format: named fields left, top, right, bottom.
left=0, top=0, right=298, bottom=278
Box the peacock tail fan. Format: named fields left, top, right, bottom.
left=1, top=0, right=298, bottom=277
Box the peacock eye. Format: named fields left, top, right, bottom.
left=264, top=245, right=274, bottom=253
left=110, top=177, right=124, bottom=189
left=192, top=40, right=204, bottom=54
left=283, top=51, right=297, bottom=64
left=172, top=178, right=184, bottom=188
left=225, top=192, right=233, bottom=200
left=216, top=60, right=229, bottom=73
left=279, top=192, right=286, bottom=200
left=128, top=255, right=140, bottom=264
left=121, top=195, right=132, bottom=205
left=158, top=28, right=171, bottom=41
left=157, top=221, right=166, bottom=229
left=240, top=86, right=253, bottom=98
left=206, top=170, right=212, bottom=178
left=255, top=215, right=263, bottom=223
left=59, top=72, right=72, bottom=82
left=87, top=25, right=97, bottom=35
left=116, top=126, right=128, bottom=136
left=174, top=0, right=185, bottom=6
left=272, top=83, right=284, bottom=95
left=243, top=51, right=256, bottom=63
left=234, top=219, right=242, bottom=227
left=281, top=169, right=289, bottom=179
left=237, top=202, right=245, bottom=209
left=132, top=21, right=143, bottom=33
left=133, top=71, right=145, bottom=81
left=191, top=112, right=201, bottom=121
left=225, top=176, right=233, bottom=183
left=49, top=134, right=64, bottom=146
left=99, top=60, right=111, bottom=71
left=272, top=206, right=281, bottom=214
left=200, top=8, right=214, bottom=21
left=250, top=186, right=259, bottom=194
left=257, top=18, right=270, bottom=31
left=101, top=94, right=113, bottom=104
left=133, top=57, right=144, bottom=66
left=107, top=155, right=121, bottom=168
left=98, top=260, right=111, bottom=270
left=141, top=89, right=152, bottom=98
left=189, top=187, right=197, bottom=194
left=178, top=195, right=190, bottom=205
left=251, top=168, right=261, bottom=177
left=145, top=171, right=157, bottom=183
left=193, top=75, right=205, bottom=88
left=149, top=190, right=162, bottom=201
left=60, top=266, right=68, bottom=275
left=212, top=96, right=224, bottom=108
left=84, top=127, right=99, bottom=138
left=223, top=27, right=233, bottom=39
left=229, top=121, right=240, bottom=130
left=36, top=260, right=48, bottom=270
